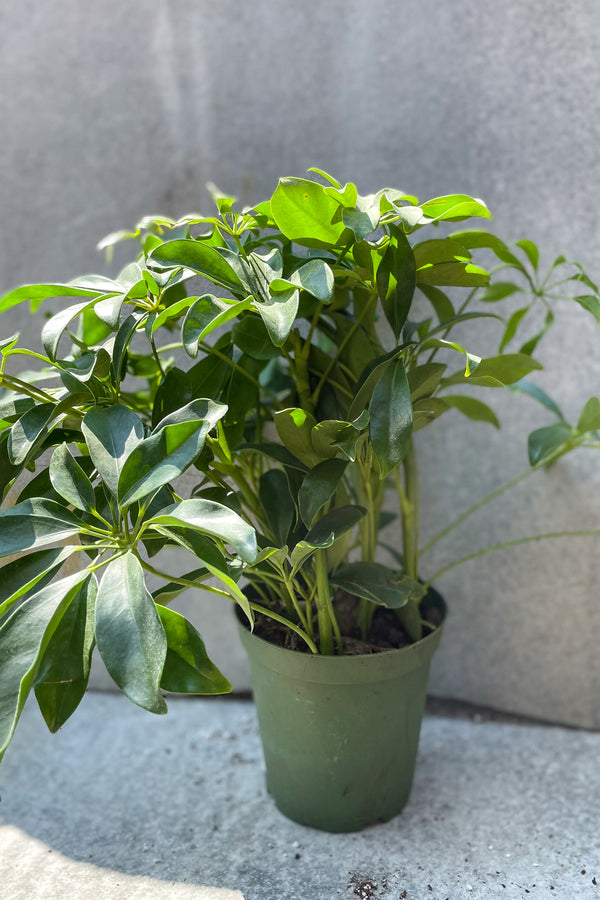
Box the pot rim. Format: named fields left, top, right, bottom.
left=236, top=588, right=447, bottom=684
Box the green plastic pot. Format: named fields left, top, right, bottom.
left=237, top=591, right=446, bottom=832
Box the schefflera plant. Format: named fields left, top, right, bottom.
left=2, top=168, right=600, bottom=663
left=0, top=387, right=258, bottom=763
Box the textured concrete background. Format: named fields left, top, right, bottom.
left=1, top=0, right=599, bottom=725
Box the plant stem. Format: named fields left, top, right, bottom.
left=248, top=601, right=318, bottom=654
left=424, top=530, right=600, bottom=588
left=314, top=549, right=337, bottom=654
left=419, top=466, right=536, bottom=556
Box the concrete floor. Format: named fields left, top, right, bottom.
left=0, top=694, right=598, bottom=900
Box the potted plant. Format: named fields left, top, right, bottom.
left=1, top=169, right=598, bottom=832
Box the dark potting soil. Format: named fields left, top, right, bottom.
left=251, top=588, right=442, bottom=655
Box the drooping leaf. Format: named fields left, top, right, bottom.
left=376, top=227, right=416, bottom=339
left=255, top=287, right=299, bottom=347
left=330, top=562, right=425, bottom=608
left=49, top=444, right=96, bottom=511
left=442, top=395, right=500, bottom=428
left=95, top=553, right=167, bottom=714
left=145, top=499, right=257, bottom=563
left=81, top=405, right=144, bottom=498
left=369, top=359, right=413, bottom=477
left=34, top=574, right=97, bottom=732
left=0, top=499, right=82, bottom=559
left=528, top=423, right=574, bottom=466
left=0, top=570, right=88, bottom=762
left=298, top=458, right=348, bottom=528
left=157, top=605, right=231, bottom=694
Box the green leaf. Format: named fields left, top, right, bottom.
left=510, top=379, right=565, bottom=421
left=259, top=469, right=296, bottom=546
left=182, top=295, right=250, bottom=358
left=152, top=567, right=209, bottom=606
left=232, top=316, right=280, bottom=360
left=152, top=368, right=193, bottom=428
left=412, top=397, right=449, bottom=431
left=0, top=570, right=88, bottom=762
left=311, top=418, right=365, bottom=461
left=49, top=444, right=96, bottom=511
left=298, top=458, right=348, bottom=528
left=42, top=298, right=104, bottom=360
left=34, top=574, right=97, bottom=732
left=255, top=288, right=299, bottom=347
left=348, top=347, right=404, bottom=421
left=478, top=282, right=523, bottom=303
left=274, top=408, right=321, bottom=467
left=157, top=605, right=231, bottom=694
left=81, top=405, right=144, bottom=498
left=8, top=403, right=57, bottom=466
left=516, top=239, right=539, bottom=270
left=416, top=261, right=489, bottom=288
left=146, top=499, right=257, bottom=563
left=270, top=177, right=348, bottom=248
left=289, top=259, right=334, bottom=301
left=577, top=397, right=600, bottom=433
left=0, top=547, right=75, bottom=619
left=304, top=505, right=366, bottom=548
left=149, top=240, right=244, bottom=295
left=528, top=423, right=574, bottom=466
left=0, top=499, right=82, bottom=559
left=95, top=553, right=167, bottom=713
left=448, top=230, right=524, bottom=269
left=238, top=441, right=308, bottom=472
left=408, top=363, right=446, bottom=401
left=499, top=307, right=529, bottom=351
left=150, top=295, right=198, bottom=333
left=420, top=195, right=491, bottom=222
left=112, top=313, right=143, bottom=383
left=442, top=395, right=500, bottom=428
left=330, top=562, right=425, bottom=608
left=0, top=282, right=109, bottom=314
left=413, top=238, right=471, bottom=268
left=376, top=227, right=416, bottom=339
left=465, top=354, right=543, bottom=387
left=369, top=359, right=413, bottom=478
left=118, top=399, right=226, bottom=507
left=573, top=294, right=600, bottom=325
left=418, top=284, right=455, bottom=322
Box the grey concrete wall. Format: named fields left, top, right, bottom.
left=1, top=0, right=600, bottom=726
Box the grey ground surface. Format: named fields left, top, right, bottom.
left=0, top=695, right=598, bottom=900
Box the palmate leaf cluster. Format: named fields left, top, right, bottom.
left=0, top=168, right=598, bottom=760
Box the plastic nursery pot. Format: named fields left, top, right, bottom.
left=237, top=590, right=446, bottom=833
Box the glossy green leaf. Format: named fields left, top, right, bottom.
left=448, top=230, right=524, bottom=269
left=289, top=259, right=334, bottom=301
left=298, top=458, right=348, bottom=528
left=330, top=562, right=425, bottom=608
left=149, top=240, right=244, bottom=295
left=413, top=239, right=471, bottom=268
left=369, top=359, right=413, bottom=477
left=418, top=284, right=455, bottom=323
left=146, top=499, right=257, bottom=563
left=259, top=469, right=296, bottom=546
left=49, top=444, right=96, bottom=511
left=232, top=316, right=280, bottom=360
left=304, top=505, right=366, bottom=548
left=182, top=295, right=250, bottom=358
left=255, top=288, right=299, bottom=347
left=42, top=299, right=103, bottom=360
left=376, top=227, right=416, bottom=339
left=112, top=313, right=143, bottom=382
left=0, top=282, right=110, bottom=314
left=8, top=403, right=57, bottom=465
left=152, top=368, right=193, bottom=428
left=238, top=441, right=308, bottom=472
left=465, top=354, right=543, bottom=387
left=416, top=261, right=489, bottom=288
left=408, top=363, right=446, bottom=401
left=270, top=177, right=348, bottom=248
left=81, top=405, right=144, bottom=498
left=577, top=397, right=600, bottom=433
left=274, top=408, right=320, bottom=467
left=0, top=499, right=82, bottom=559
left=528, top=423, right=574, bottom=466
left=311, top=418, right=364, bottom=462
left=420, top=195, right=491, bottom=222
left=442, top=394, right=500, bottom=428
left=348, top=347, right=404, bottom=421
left=157, top=605, right=231, bottom=694
left=412, top=397, right=449, bottom=431
left=152, top=567, right=209, bottom=606
left=34, top=574, right=97, bottom=732
left=95, top=553, right=167, bottom=714
left=0, top=570, right=88, bottom=762
left=118, top=399, right=227, bottom=507
left=0, top=547, right=75, bottom=619
left=150, top=295, right=198, bottom=333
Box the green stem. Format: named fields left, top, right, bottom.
left=0, top=374, right=56, bottom=403
left=314, top=549, right=335, bottom=654
left=420, top=466, right=536, bottom=556
left=424, top=530, right=600, bottom=588
left=249, top=601, right=318, bottom=654
left=290, top=331, right=315, bottom=415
